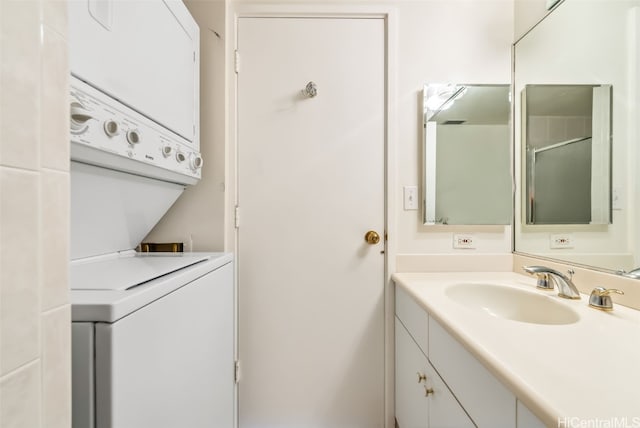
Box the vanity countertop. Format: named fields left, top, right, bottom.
left=392, top=272, right=640, bottom=426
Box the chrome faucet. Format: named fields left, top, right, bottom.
left=523, top=265, right=581, bottom=299
left=616, top=267, right=640, bottom=279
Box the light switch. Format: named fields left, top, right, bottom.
left=403, top=186, right=418, bottom=210
left=612, top=187, right=624, bottom=210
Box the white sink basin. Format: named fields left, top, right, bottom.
left=445, top=283, right=580, bottom=325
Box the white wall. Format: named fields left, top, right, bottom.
left=394, top=0, right=514, bottom=255
left=0, top=1, right=71, bottom=426
left=514, top=0, right=548, bottom=39
left=145, top=0, right=228, bottom=252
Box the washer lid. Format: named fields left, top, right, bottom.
left=70, top=253, right=210, bottom=291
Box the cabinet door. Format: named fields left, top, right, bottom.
left=426, top=362, right=475, bottom=428
left=396, top=317, right=475, bottom=428
left=396, top=317, right=428, bottom=428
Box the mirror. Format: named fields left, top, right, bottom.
left=423, top=84, right=512, bottom=225
left=514, top=0, right=639, bottom=273
left=523, top=84, right=612, bottom=225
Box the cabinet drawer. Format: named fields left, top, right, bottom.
left=429, top=316, right=516, bottom=427
left=426, top=360, right=475, bottom=428
left=395, top=285, right=429, bottom=355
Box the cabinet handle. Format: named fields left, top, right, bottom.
left=416, top=372, right=427, bottom=383
left=424, top=387, right=434, bottom=397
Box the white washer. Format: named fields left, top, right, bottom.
left=71, top=252, right=234, bottom=428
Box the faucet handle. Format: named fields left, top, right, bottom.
left=522, top=266, right=554, bottom=290
left=588, top=287, right=624, bottom=311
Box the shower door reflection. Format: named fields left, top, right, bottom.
left=523, top=84, right=612, bottom=225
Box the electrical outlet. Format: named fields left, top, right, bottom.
left=550, top=234, right=573, bottom=249
left=453, top=234, right=476, bottom=249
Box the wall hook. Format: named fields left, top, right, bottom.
left=303, top=81, right=318, bottom=98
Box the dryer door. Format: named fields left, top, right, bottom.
left=69, top=0, right=199, bottom=146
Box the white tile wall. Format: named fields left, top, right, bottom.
left=0, top=361, right=42, bottom=428
left=0, top=169, right=41, bottom=374
left=0, top=0, right=70, bottom=427
left=42, top=306, right=71, bottom=428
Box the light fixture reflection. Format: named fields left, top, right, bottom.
left=425, top=84, right=467, bottom=116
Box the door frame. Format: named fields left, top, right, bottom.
left=226, top=5, right=398, bottom=428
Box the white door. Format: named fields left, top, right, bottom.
left=237, top=17, right=386, bottom=428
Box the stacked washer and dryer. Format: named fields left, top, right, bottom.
left=67, top=1, right=234, bottom=427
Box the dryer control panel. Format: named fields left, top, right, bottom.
left=70, top=77, right=202, bottom=185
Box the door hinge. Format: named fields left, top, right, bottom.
left=234, top=50, right=240, bottom=73
left=234, top=360, right=240, bottom=384
left=193, top=51, right=196, bottom=62
left=234, top=206, right=240, bottom=229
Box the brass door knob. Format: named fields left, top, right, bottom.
left=416, top=372, right=427, bottom=383
left=364, top=230, right=380, bottom=245
left=424, top=387, right=434, bottom=397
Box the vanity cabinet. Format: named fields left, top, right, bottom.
left=395, top=286, right=544, bottom=428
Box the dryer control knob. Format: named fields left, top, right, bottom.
left=176, top=151, right=186, bottom=163
left=189, top=154, right=203, bottom=171
left=104, top=120, right=120, bottom=137
left=162, top=145, right=173, bottom=158
left=127, top=129, right=141, bottom=145
left=70, top=101, right=93, bottom=133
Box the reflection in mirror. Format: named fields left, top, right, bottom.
left=423, top=84, right=511, bottom=225
left=513, top=0, right=639, bottom=274
left=523, top=84, right=612, bottom=225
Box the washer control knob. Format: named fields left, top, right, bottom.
left=189, top=153, right=203, bottom=171
left=70, top=101, right=93, bottom=133
left=176, top=151, right=186, bottom=163
left=162, top=145, right=173, bottom=158
left=103, top=120, right=120, bottom=137
left=126, top=129, right=141, bottom=145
